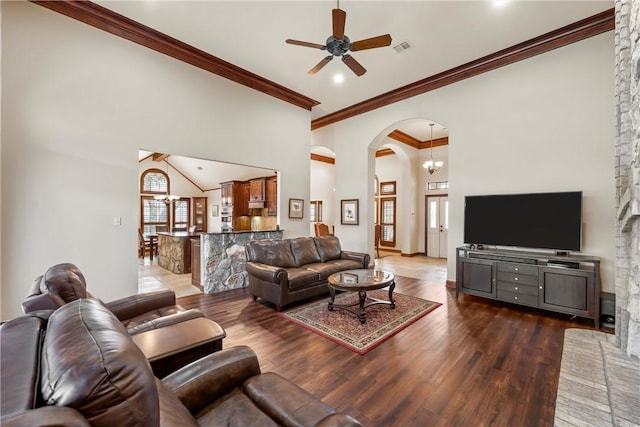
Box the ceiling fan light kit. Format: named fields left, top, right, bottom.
left=285, top=1, right=392, bottom=76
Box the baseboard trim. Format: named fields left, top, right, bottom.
left=446, top=280, right=456, bottom=289
left=400, top=252, right=422, bottom=257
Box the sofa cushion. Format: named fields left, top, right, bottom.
left=43, top=263, right=88, bottom=303
left=313, top=236, right=342, bottom=262
left=248, top=240, right=296, bottom=268
left=40, top=299, right=159, bottom=427
left=196, top=389, right=279, bottom=427
left=304, top=262, right=347, bottom=281
left=326, top=259, right=364, bottom=271
left=287, top=268, right=321, bottom=291
left=290, top=237, right=321, bottom=267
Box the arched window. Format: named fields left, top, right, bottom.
left=140, top=168, right=171, bottom=234
left=140, top=168, right=170, bottom=194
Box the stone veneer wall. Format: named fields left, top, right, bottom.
left=615, top=0, right=640, bottom=358
left=201, top=231, right=283, bottom=294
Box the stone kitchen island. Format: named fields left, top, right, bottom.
left=157, top=231, right=200, bottom=274
left=197, top=230, right=283, bottom=294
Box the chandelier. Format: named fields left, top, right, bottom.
left=422, top=123, right=443, bottom=174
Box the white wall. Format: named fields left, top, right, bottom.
left=1, top=2, right=311, bottom=319
left=313, top=32, right=616, bottom=292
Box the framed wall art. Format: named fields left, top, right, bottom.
left=341, top=199, right=359, bottom=225
left=289, top=198, right=304, bottom=219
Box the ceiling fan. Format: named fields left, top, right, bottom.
left=285, top=1, right=392, bottom=76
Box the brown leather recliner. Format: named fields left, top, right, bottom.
left=22, top=262, right=203, bottom=334
left=0, top=299, right=362, bottom=427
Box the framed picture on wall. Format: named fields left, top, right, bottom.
left=341, top=199, right=359, bottom=225
left=211, top=204, right=219, bottom=217
left=289, top=198, right=304, bottom=219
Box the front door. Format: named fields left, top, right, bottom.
left=426, top=196, right=448, bottom=258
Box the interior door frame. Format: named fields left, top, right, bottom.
left=424, top=194, right=449, bottom=257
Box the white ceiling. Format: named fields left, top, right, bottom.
left=139, top=151, right=277, bottom=190
left=97, top=1, right=612, bottom=121
left=129, top=1, right=612, bottom=188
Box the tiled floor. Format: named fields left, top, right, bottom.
left=138, top=256, right=201, bottom=298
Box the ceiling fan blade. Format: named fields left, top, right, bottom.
left=351, top=34, right=392, bottom=51
left=308, top=56, right=333, bottom=75
left=286, top=39, right=326, bottom=50
left=342, top=54, right=366, bottom=76
left=332, top=8, right=346, bottom=40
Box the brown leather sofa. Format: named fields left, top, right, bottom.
left=245, top=236, right=370, bottom=310
left=22, top=262, right=203, bottom=334
left=0, top=299, right=362, bottom=427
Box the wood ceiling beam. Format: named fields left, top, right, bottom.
left=376, top=148, right=396, bottom=158
left=311, top=8, right=614, bottom=130
left=387, top=130, right=422, bottom=149
left=310, top=153, right=335, bottom=164
left=31, top=0, right=320, bottom=111
left=152, top=153, right=170, bottom=162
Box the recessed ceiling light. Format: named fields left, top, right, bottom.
left=333, top=73, right=345, bottom=84
left=493, top=1, right=508, bottom=6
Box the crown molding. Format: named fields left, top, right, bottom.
left=311, top=8, right=614, bottom=130
left=375, top=148, right=395, bottom=158
left=31, top=0, right=320, bottom=111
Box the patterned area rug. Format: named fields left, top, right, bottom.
left=279, top=290, right=441, bottom=355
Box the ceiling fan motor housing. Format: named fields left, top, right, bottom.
left=326, top=35, right=351, bottom=56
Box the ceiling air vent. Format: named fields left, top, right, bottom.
left=393, top=41, right=412, bottom=53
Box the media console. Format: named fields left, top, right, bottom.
left=456, top=246, right=600, bottom=328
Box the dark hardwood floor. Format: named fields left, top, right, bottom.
left=178, top=270, right=597, bottom=427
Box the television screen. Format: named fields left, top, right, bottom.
left=463, top=191, right=582, bottom=251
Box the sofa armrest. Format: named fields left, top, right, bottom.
left=125, top=309, right=204, bottom=335
left=106, top=289, right=177, bottom=321
left=161, top=345, right=261, bottom=415
left=315, top=413, right=363, bottom=427
left=341, top=251, right=370, bottom=269
left=245, top=262, right=287, bottom=284
left=1, top=407, right=90, bottom=427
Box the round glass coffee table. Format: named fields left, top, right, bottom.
left=327, top=269, right=395, bottom=324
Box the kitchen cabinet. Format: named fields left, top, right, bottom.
left=249, top=178, right=266, bottom=201
left=192, top=197, right=207, bottom=232
left=266, top=176, right=277, bottom=216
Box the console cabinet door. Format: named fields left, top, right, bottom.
left=459, top=258, right=497, bottom=298
left=539, top=268, right=595, bottom=318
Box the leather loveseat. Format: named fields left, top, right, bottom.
left=245, top=236, right=370, bottom=310
left=0, top=298, right=362, bottom=427
left=22, top=262, right=203, bottom=334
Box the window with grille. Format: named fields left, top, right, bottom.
left=141, top=169, right=170, bottom=194
left=380, top=197, right=396, bottom=246
left=141, top=196, right=169, bottom=234
left=427, top=181, right=448, bottom=191
left=173, top=198, right=190, bottom=231
left=380, top=181, right=396, bottom=195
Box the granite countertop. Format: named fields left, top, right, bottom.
left=157, top=232, right=202, bottom=238
left=204, top=229, right=282, bottom=235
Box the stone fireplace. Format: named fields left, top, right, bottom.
left=614, top=0, right=639, bottom=358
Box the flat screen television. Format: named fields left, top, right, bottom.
left=463, top=191, right=582, bottom=251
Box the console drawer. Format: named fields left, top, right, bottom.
left=497, top=263, right=538, bottom=276
left=497, top=282, right=538, bottom=296
left=497, top=290, right=538, bottom=307
left=496, top=271, right=538, bottom=286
